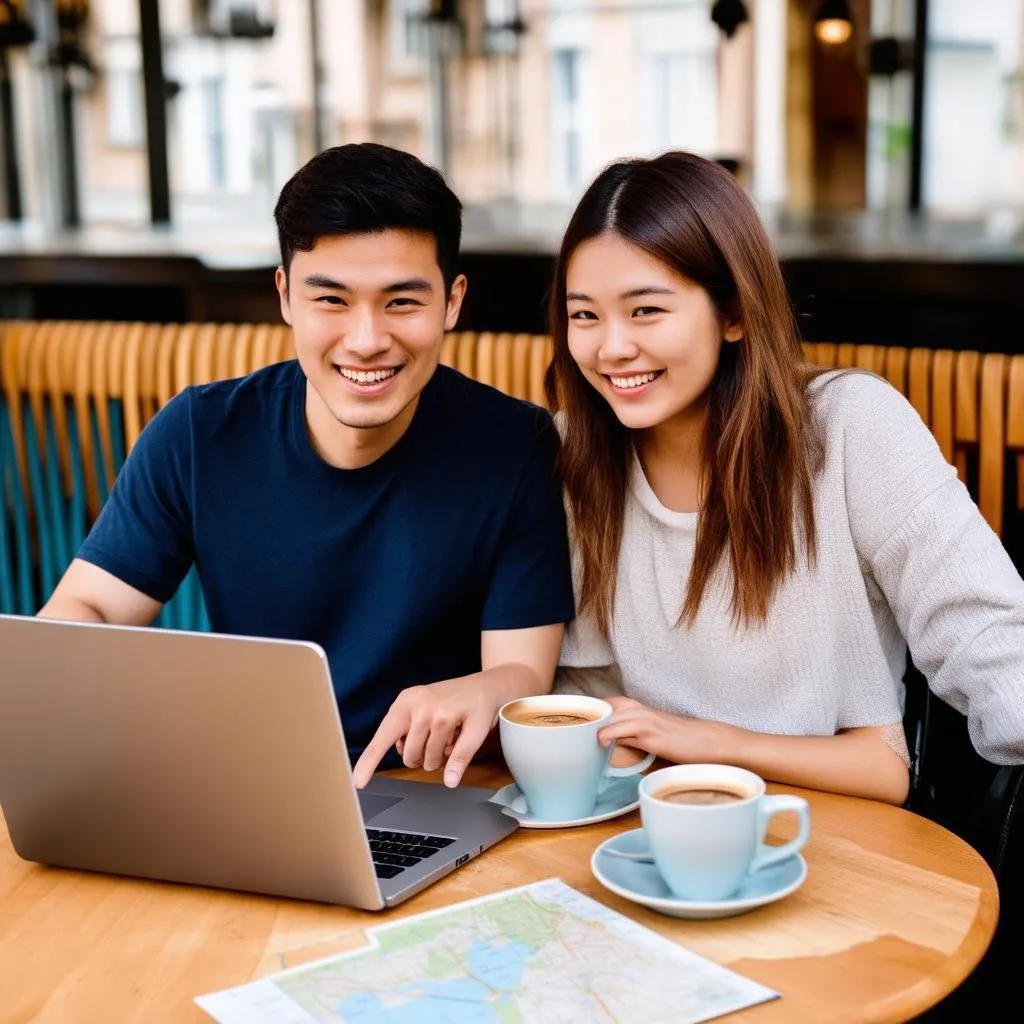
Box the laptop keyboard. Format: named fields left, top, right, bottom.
left=366, top=828, right=457, bottom=880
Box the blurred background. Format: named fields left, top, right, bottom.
left=0, top=0, right=1023, bottom=340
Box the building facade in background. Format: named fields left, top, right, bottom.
left=5, top=0, right=1022, bottom=230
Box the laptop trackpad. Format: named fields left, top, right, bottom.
left=358, top=792, right=403, bottom=823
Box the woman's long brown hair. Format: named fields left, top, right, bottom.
left=545, top=152, right=821, bottom=636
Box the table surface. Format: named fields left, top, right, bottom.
left=0, top=763, right=999, bottom=1023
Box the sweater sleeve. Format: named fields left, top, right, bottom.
left=836, top=373, right=1024, bottom=764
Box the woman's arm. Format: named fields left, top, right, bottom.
left=838, top=374, right=1024, bottom=764
left=599, top=697, right=910, bottom=804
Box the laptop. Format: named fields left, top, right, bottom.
left=0, top=614, right=518, bottom=908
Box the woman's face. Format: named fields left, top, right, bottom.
left=565, top=232, right=740, bottom=433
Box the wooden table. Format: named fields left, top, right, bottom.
left=0, top=764, right=998, bottom=1023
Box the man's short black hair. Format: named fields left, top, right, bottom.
left=274, top=143, right=463, bottom=292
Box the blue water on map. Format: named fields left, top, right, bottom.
left=334, top=939, right=532, bottom=1022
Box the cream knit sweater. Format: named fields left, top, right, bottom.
left=557, top=371, right=1024, bottom=765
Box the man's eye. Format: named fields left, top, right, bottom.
left=633, top=306, right=665, bottom=317
left=569, top=310, right=597, bottom=321
left=314, top=295, right=344, bottom=306
left=387, top=297, right=423, bottom=308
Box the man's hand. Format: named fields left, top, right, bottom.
left=351, top=622, right=564, bottom=790
left=353, top=677, right=501, bottom=789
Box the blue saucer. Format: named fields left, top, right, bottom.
left=591, top=828, right=807, bottom=919
left=488, top=776, right=642, bottom=829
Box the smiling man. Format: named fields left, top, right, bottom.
left=39, top=144, right=575, bottom=787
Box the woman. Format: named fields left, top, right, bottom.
left=548, top=152, right=1024, bottom=805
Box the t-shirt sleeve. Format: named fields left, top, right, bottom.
left=480, top=411, right=575, bottom=631
left=76, top=389, right=196, bottom=603
left=838, top=373, right=1024, bottom=765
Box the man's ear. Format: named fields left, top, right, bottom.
left=275, top=266, right=293, bottom=327
left=444, top=274, right=468, bottom=332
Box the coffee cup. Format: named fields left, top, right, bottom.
left=498, top=694, right=654, bottom=821
left=619, top=764, right=810, bottom=901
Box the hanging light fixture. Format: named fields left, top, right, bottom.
left=0, top=0, right=35, bottom=48
left=710, top=0, right=749, bottom=39
left=815, top=0, right=853, bottom=46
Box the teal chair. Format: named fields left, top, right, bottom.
left=0, top=345, right=209, bottom=630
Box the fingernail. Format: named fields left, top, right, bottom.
left=444, top=771, right=458, bottom=787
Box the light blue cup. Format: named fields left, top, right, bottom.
left=498, top=695, right=654, bottom=821
left=630, top=764, right=811, bottom=902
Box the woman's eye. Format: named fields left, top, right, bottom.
left=633, top=306, right=665, bottom=318
left=569, top=310, right=598, bottom=321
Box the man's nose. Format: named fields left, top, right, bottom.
left=345, top=309, right=391, bottom=360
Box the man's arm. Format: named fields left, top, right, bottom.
left=39, top=559, right=164, bottom=626
left=352, top=622, right=564, bottom=788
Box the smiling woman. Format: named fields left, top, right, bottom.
left=547, top=151, right=1024, bottom=806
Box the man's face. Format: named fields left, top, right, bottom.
left=277, top=229, right=466, bottom=439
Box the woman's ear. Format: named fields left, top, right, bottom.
left=724, top=320, right=743, bottom=343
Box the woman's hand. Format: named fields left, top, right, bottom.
left=598, top=695, right=744, bottom=764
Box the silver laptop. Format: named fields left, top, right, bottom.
left=0, top=615, right=517, bottom=908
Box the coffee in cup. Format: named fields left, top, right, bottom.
left=651, top=782, right=750, bottom=806
left=501, top=701, right=603, bottom=728
left=498, top=694, right=654, bottom=821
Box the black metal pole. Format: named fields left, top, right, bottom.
left=58, top=73, right=79, bottom=226
left=139, top=0, right=171, bottom=224
left=309, top=0, right=323, bottom=153
left=0, top=49, right=22, bottom=221
left=909, top=0, right=928, bottom=212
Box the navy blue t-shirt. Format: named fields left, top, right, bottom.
left=79, top=361, right=575, bottom=761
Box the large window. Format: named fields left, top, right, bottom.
left=105, top=38, right=145, bottom=149
left=648, top=50, right=718, bottom=155
left=924, top=0, right=1024, bottom=212
left=550, top=48, right=584, bottom=193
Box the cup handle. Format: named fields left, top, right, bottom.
left=750, top=795, right=810, bottom=873
left=601, top=748, right=656, bottom=780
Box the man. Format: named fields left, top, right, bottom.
left=40, top=143, right=574, bottom=788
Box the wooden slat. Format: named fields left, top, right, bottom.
left=529, top=335, right=552, bottom=407
left=173, top=323, right=198, bottom=396
left=475, top=331, right=495, bottom=388
left=273, top=324, right=293, bottom=364
left=72, top=322, right=103, bottom=517
left=456, top=331, right=478, bottom=379
left=229, top=324, right=253, bottom=380
left=510, top=333, right=531, bottom=401
left=813, top=342, right=837, bottom=367
left=249, top=323, right=273, bottom=374
left=122, top=323, right=145, bottom=453
left=908, top=348, right=932, bottom=424
left=493, top=333, right=512, bottom=396
left=193, top=323, right=219, bottom=386
left=930, top=350, right=955, bottom=464
left=45, top=322, right=75, bottom=493
left=883, top=346, right=908, bottom=396
left=155, top=323, right=179, bottom=407
left=979, top=353, right=1007, bottom=535
left=26, top=321, right=55, bottom=492
left=953, top=350, right=980, bottom=482
left=1006, top=356, right=1024, bottom=509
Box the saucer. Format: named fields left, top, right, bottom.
left=591, top=828, right=807, bottom=919
left=488, top=776, right=641, bottom=829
